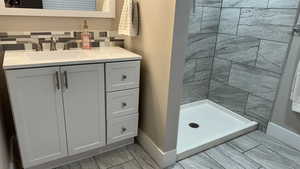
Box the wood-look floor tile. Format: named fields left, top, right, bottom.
left=227, top=134, right=260, bottom=152
left=94, top=147, right=133, bottom=169
left=248, top=131, right=300, bottom=165
left=109, top=160, right=141, bottom=169
left=127, top=144, right=160, bottom=169
left=245, top=145, right=300, bottom=169
left=179, top=153, right=225, bottom=169
left=79, top=158, right=98, bottom=169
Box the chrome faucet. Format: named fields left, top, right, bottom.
left=17, top=39, right=42, bottom=51
left=50, top=36, right=57, bottom=51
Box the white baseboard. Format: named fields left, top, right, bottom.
left=137, top=130, right=176, bottom=168
left=267, top=122, right=300, bottom=151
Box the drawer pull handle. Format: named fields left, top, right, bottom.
left=121, top=127, right=127, bottom=134
left=122, top=102, right=127, bottom=107
left=122, top=75, right=127, bottom=80
left=55, top=71, right=60, bottom=90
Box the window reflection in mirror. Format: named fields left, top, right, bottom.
left=4, top=0, right=105, bottom=11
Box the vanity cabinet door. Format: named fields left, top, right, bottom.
left=61, top=64, right=106, bottom=155
left=5, top=67, right=67, bottom=168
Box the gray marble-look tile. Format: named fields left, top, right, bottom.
left=211, top=58, right=231, bottom=82
left=196, top=0, right=222, bottom=7
left=194, top=57, right=212, bottom=81
left=94, top=147, right=133, bottom=169
left=79, top=158, right=98, bottom=169
left=256, top=40, right=288, bottom=74
left=195, top=57, right=212, bottom=72
left=238, top=24, right=293, bottom=43
left=127, top=144, right=160, bottom=169
left=219, top=8, right=240, bottom=34
left=228, top=134, right=260, bottom=153
left=240, top=8, right=297, bottom=26
left=229, top=64, right=280, bottom=101
left=179, top=152, right=224, bottom=169
left=183, top=59, right=196, bottom=83
left=216, top=34, right=259, bottom=65
left=245, top=95, right=273, bottom=121
left=109, top=160, right=141, bottom=169
left=188, top=3, right=202, bottom=35
left=182, top=81, right=209, bottom=104
left=207, top=144, right=262, bottom=169
left=201, top=7, right=221, bottom=33
left=248, top=131, right=300, bottom=165
left=208, top=83, right=248, bottom=114
left=222, top=0, right=268, bottom=8
left=268, top=0, right=300, bottom=9
left=186, top=33, right=217, bottom=60
left=245, top=145, right=300, bottom=169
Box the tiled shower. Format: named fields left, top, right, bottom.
left=182, top=0, right=300, bottom=131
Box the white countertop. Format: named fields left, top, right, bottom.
left=3, top=47, right=142, bottom=70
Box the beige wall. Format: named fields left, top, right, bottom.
left=125, top=0, right=191, bottom=152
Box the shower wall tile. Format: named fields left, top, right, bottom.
left=240, top=9, right=297, bottom=26
left=188, top=5, right=202, bottom=34
left=268, top=0, right=300, bottom=9
left=183, top=59, right=196, bottom=83
left=219, top=8, right=240, bottom=34
left=256, top=40, right=289, bottom=73
left=229, top=64, right=280, bottom=101
left=195, top=57, right=213, bottom=81
left=216, top=34, right=259, bottom=65
left=182, top=81, right=209, bottom=104
left=222, top=0, right=268, bottom=8
left=186, top=33, right=217, bottom=60
left=238, top=25, right=293, bottom=43
left=209, top=82, right=249, bottom=115
left=211, top=58, right=231, bottom=82
left=245, top=95, right=273, bottom=121
left=196, top=0, right=222, bottom=7
left=201, top=7, right=220, bottom=33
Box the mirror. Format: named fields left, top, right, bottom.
left=0, top=0, right=115, bottom=18
left=4, top=0, right=107, bottom=11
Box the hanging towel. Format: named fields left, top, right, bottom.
left=291, top=61, right=300, bottom=113
left=118, top=0, right=140, bottom=36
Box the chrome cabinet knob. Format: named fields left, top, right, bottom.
left=121, top=74, right=127, bottom=80
left=121, top=127, right=127, bottom=134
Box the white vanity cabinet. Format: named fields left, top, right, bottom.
left=3, top=48, right=141, bottom=169
left=5, top=67, right=68, bottom=168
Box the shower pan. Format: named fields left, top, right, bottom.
left=176, top=100, right=257, bottom=160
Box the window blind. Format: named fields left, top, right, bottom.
left=42, top=0, right=96, bottom=11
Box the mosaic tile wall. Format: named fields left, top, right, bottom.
left=0, top=31, right=124, bottom=51
left=183, top=0, right=300, bottom=131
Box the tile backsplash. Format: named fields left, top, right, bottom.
left=0, top=31, right=124, bottom=51
left=183, top=0, right=300, bottom=131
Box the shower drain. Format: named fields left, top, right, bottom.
left=189, top=122, right=199, bottom=128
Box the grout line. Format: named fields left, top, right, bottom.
left=204, top=152, right=227, bottom=169
left=242, top=144, right=262, bottom=154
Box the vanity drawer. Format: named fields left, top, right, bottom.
left=107, top=89, right=139, bottom=119
left=106, top=61, right=140, bottom=91
left=107, top=114, right=139, bottom=144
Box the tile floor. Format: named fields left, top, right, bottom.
left=55, top=130, right=300, bottom=169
